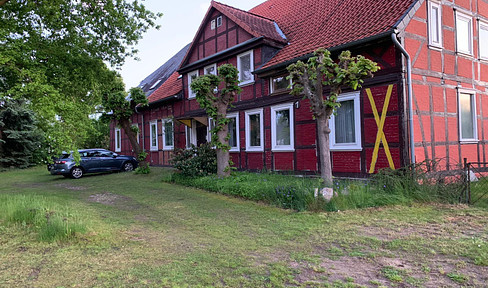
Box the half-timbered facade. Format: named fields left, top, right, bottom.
left=111, top=0, right=488, bottom=177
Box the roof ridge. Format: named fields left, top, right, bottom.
left=212, top=1, right=277, bottom=23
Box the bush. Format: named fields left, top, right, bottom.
left=171, top=143, right=217, bottom=177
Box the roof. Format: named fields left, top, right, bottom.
left=249, top=0, right=418, bottom=70
left=138, top=43, right=190, bottom=96
left=147, top=71, right=182, bottom=103
left=180, top=1, right=287, bottom=69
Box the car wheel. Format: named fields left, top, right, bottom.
left=122, top=162, right=134, bottom=172
left=70, top=167, right=84, bottom=179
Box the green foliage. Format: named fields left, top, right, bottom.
left=134, top=152, right=150, bottom=174
left=171, top=144, right=217, bottom=177
left=0, top=0, right=160, bottom=160
left=169, top=172, right=318, bottom=211
left=0, top=99, right=44, bottom=168
left=0, top=194, right=86, bottom=242
left=82, top=117, right=111, bottom=149
left=191, top=64, right=241, bottom=149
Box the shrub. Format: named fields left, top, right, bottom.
left=171, top=143, right=217, bottom=177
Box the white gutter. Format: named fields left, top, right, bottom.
left=391, top=32, right=415, bottom=164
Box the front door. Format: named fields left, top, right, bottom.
left=196, top=121, right=208, bottom=146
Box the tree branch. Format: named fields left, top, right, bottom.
left=0, top=0, right=10, bottom=7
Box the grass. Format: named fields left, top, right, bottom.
left=0, top=166, right=486, bottom=287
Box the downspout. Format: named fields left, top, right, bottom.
left=135, top=105, right=144, bottom=152
left=391, top=32, right=415, bottom=165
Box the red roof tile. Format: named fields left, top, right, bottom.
left=249, top=0, right=417, bottom=69
left=147, top=72, right=182, bottom=103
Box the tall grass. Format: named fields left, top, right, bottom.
left=0, top=195, right=86, bottom=242
left=168, top=162, right=467, bottom=212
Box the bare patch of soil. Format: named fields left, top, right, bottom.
left=87, top=192, right=148, bottom=211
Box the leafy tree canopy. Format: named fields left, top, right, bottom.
left=0, top=0, right=161, bottom=156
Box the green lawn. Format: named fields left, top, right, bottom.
left=0, top=167, right=487, bottom=287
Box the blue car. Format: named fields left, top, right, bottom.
left=50, top=149, right=138, bottom=179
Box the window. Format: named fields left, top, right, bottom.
left=458, top=90, right=477, bottom=142
left=188, top=70, right=199, bottom=99
left=150, top=120, right=158, bottom=151
left=330, top=92, right=362, bottom=151
left=271, top=103, right=294, bottom=151
left=480, top=21, right=488, bottom=60
left=149, top=79, right=161, bottom=90
left=162, top=119, right=174, bottom=150
left=237, top=50, right=254, bottom=86
left=207, top=118, right=215, bottom=143
left=456, top=11, right=473, bottom=55
left=245, top=109, right=263, bottom=151
left=428, top=1, right=442, bottom=48
left=115, top=128, right=121, bottom=152
left=227, top=113, right=240, bottom=152
left=270, top=75, right=291, bottom=94
left=211, top=19, right=216, bottom=30
left=216, top=16, right=222, bottom=28
left=204, top=64, right=217, bottom=75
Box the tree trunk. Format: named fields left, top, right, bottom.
left=119, top=119, right=147, bottom=168
left=0, top=0, right=10, bottom=7
left=216, top=105, right=230, bottom=177
left=316, top=114, right=333, bottom=184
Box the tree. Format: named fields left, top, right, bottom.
left=287, top=49, right=380, bottom=184
left=102, top=75, right=149, bottom=171
left=0, top=0, right=161, bottom=157
left=191, top=64, right=242, bottom=177
left=0, top=99, right=44, bottom=168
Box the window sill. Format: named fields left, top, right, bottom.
left=162, top=148, right=174, bottom=151
left=460, top=140, right=479, bottom=144
left=456, top=51, right=474, bottom=58
left=150, top=148, right=159, bottom=152
left=330, top=147, right=363, bottom=152
left=245, top=148, right=264, bottom=152
left=428, top=44, right=443, bottom=51
left=229, top=149, right=240, bottom=153
left=239, top=81, right=255, bottom=87
left=272, top=148, right=295, bottom=152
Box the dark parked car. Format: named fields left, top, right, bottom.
left=50, top=149, right=138, bottom=179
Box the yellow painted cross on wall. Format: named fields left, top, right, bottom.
left=366, top=85, right=395, bottom=173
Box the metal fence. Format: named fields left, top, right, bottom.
left=464, top=159, right=488, bottom=206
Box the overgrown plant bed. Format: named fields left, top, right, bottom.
left=167, top=167, right=472, bottom=212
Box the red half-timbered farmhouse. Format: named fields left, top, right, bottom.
left=111, top=0, right=488, bottom=177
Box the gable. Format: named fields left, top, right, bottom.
left=186, top=10, right=254, bottom=64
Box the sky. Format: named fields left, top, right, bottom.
left=119, top=0, right=265, bottom=89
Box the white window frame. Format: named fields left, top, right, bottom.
left=211, top=19, right=216, bottom=30
left=207, top=118, right=215, bottom=143
left=188, top=70, right=199, bottom=99
left=479, top=20, right=488, bottom=60
left=428, top=1, right=442, bottom=48
left=237, top=50, right=254, bottom=86
left=227, top=112, right=240, bottom=152
left=216, top=16, right=223, bottom=28
left=149, top=120, right=158, bottom=151
left=162, top=119, right=174, bottom=150
left=245, top=108, right=263, bottom=152
left=458, top=89, right=478, bottom=142
left=204, top=63, right=217, bottom=75
left=455, top=11, right=473, bottom=55
left=329, top=91, right=362, bottom=151
left=270, top=103, right=294, bottom=152
left=270, top=75, right=292, bottom=94
left=115, top=128, right=121, bottom=152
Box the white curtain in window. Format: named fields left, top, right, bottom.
left=334, top=100, right=355, bottom=144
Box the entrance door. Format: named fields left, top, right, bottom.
left=196, top=121, right=208, bottom=146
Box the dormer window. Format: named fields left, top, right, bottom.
left=270, top=75, right=291, bottom=94
left=216, top=16, right=222, bottom=27
left=149, top=79, right=161, bottom=90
